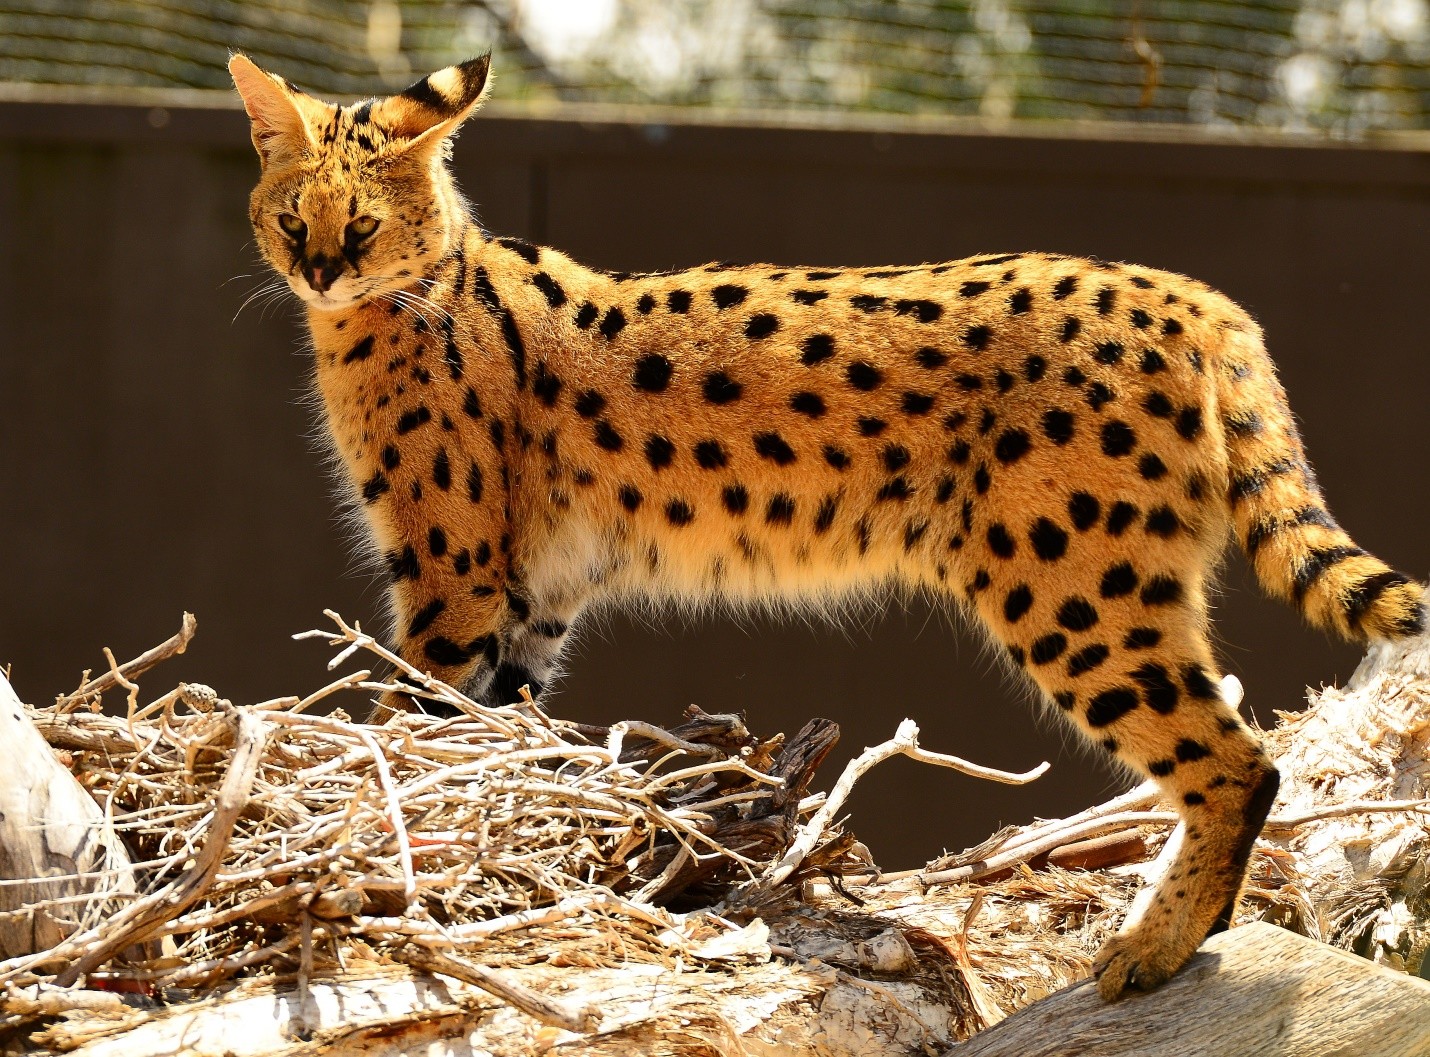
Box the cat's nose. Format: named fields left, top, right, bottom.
left=303, top=257, right=340, bottom=293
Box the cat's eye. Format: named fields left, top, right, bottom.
left=348, top=216, right=380, bottom=239
left=277, top=213, right=306, bottom=237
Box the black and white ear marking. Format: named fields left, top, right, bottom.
left=385, top=55, right=492, bottom=144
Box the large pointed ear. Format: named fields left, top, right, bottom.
left=377, top=56, right=492, bottom=149
left=229, top=54, right=317, bottom=167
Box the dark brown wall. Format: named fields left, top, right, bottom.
left=2, top=98, right=1427, bottom=868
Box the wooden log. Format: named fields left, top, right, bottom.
left=956, top=922, right=1430, bottom=1057
left=0, top=671, right=141, bottom=961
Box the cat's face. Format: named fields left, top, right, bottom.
left=230, top=55, right=490, bottom=312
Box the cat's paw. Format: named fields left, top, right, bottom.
left=1093, top=927, right=1193, bottom=1001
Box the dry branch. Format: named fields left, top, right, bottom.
left=1, top=610, right=1428, bottom=1055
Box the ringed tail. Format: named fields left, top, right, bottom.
left=1215, top=320, right=1425, bottom=642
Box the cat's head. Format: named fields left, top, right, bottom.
left=230, top=54, right=490, bottom=312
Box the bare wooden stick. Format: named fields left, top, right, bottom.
left=56, top=613, right=196, bottom=707
left=395, top=944, right=598, bottom=1033
left=760, top=719, right=1047, bottom=888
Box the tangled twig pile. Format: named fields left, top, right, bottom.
left=3, top=609, right=1429, bottom=1055
left=7, top=612, right=869, bottom=999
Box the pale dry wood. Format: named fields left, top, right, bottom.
left=12, top=611, right=1430, bottom=1056
left=954, top=922, right=1430, bottom=1057
left=0, top=671, right=141, bottom=961
left=54, top=613, right=195, bottom=708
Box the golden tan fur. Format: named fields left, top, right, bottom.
left=231, top=54, right=1425, bottom=1001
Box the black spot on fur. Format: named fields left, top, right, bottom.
left=532, top=362, right=562, bottom=406
left=644, top=434, right=675, bottom=470
left=396, top=406, right=432, bottom=434
left=754, top=432, right=797, bottom=465
left=882, top=444, right=911, bottom=472
left=792, top=289, right=828, bottom=305
left=593, top=420, right=624, bottom=451
left=1060, top=317, right=1081, bottom=343
left=387, top=545, right=420, bottom=582
left=575, top=390, right=606, bottom=418
left=712, top=284, right=748, bottom=309
left=994, top=428, right=1031, bottom=464
left=619, top=485, right=643, bottom=511
left=801, top=334, right=836, bottom=365
left=1124, top=627, right=1162, bottom=650
left=1056, top=597, right=1099, bottom=631
left=695, top=440, right=730, bottom=470
left=877, top=476, right=913, bottom=502
left=531, top=272, right=567, bottom=307
left=704, top=371, right=743, bottom=404
left=1140, top=575, right=1184, bottom=606
left=1031, top=633, right=1068, bottom=664
left=1145, top=505, right=1182, bottom=537
left=857, top=417, right=887, bottom=437
left=896, top=299, right=943, bottom=322
left=987, top=523, right=1016, bottom=558
left=1008, top=288, right=1033, bottom=314
left=845, top=361, right=882, bottom=390
left=667, top=290, right=692, bottom=313
left=344, top=335, right=375, bottom=363
left=1106, top=501, right=1139, bottom=536
left=814, top=495, right=839, bottom=533
left=765, top=493, right=796, bottom=524
left=1053, top=275, right=1078, bottom=300
left=1029, top=519, right=1069, bottom=560
left=1042, top=409, right=1075, bottom=446
left=1067, top=644, right=1110, bottom=677
left=1176, top=407, right=1204, bottom=440
left=1100, top=562, right=1139, bottom=597
left=722, top=484, right=749, bottom=515
left=1138, top=452, right=1168, bottom=480
left=1004, top=584, right=1034, bottom=623
left=1101, top=421, right=1136, bottom=457
left=432, top=448, right=451, bottom=490
left=824, top=445, right=850, bottom=470
left=633, top=353, right=673, bottom=392
left=665, top=499, right=695, bottom=526
left=1069, top=492, right=1101, bottom=531
left=407, top=599, right=446, bottom=638
left=791, top=391, right=826, bottom=417
left=1024, top=355, right=1047, bottom=382
left=960, top=281, right=991, bottom=297
left=362, top=471, right=390, bottom=504
left=962, top=325, right=992, bottom=351
left=902, top=391, right=935, bottom=415
left=746, top=313, right=780, bottom=339
left=1092, top=341, right=1124, bottom=366
left=1085, top=688, right=1139, bottom=727
left=915, top=346, right=947, bottom=369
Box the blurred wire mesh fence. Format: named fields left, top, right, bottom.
left=1, top=1, right=1427, bottom=135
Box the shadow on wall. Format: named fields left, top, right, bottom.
left=0, top=97, right=1422, bottom=867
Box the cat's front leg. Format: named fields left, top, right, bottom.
left=371, top=564, right=510, bottom=720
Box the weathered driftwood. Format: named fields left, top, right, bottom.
left=3, top=610, right=1429, bottom=1055
left=0, top=671, right=140, bottom=962
left=958, top=922, right=1430, bottom=1057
